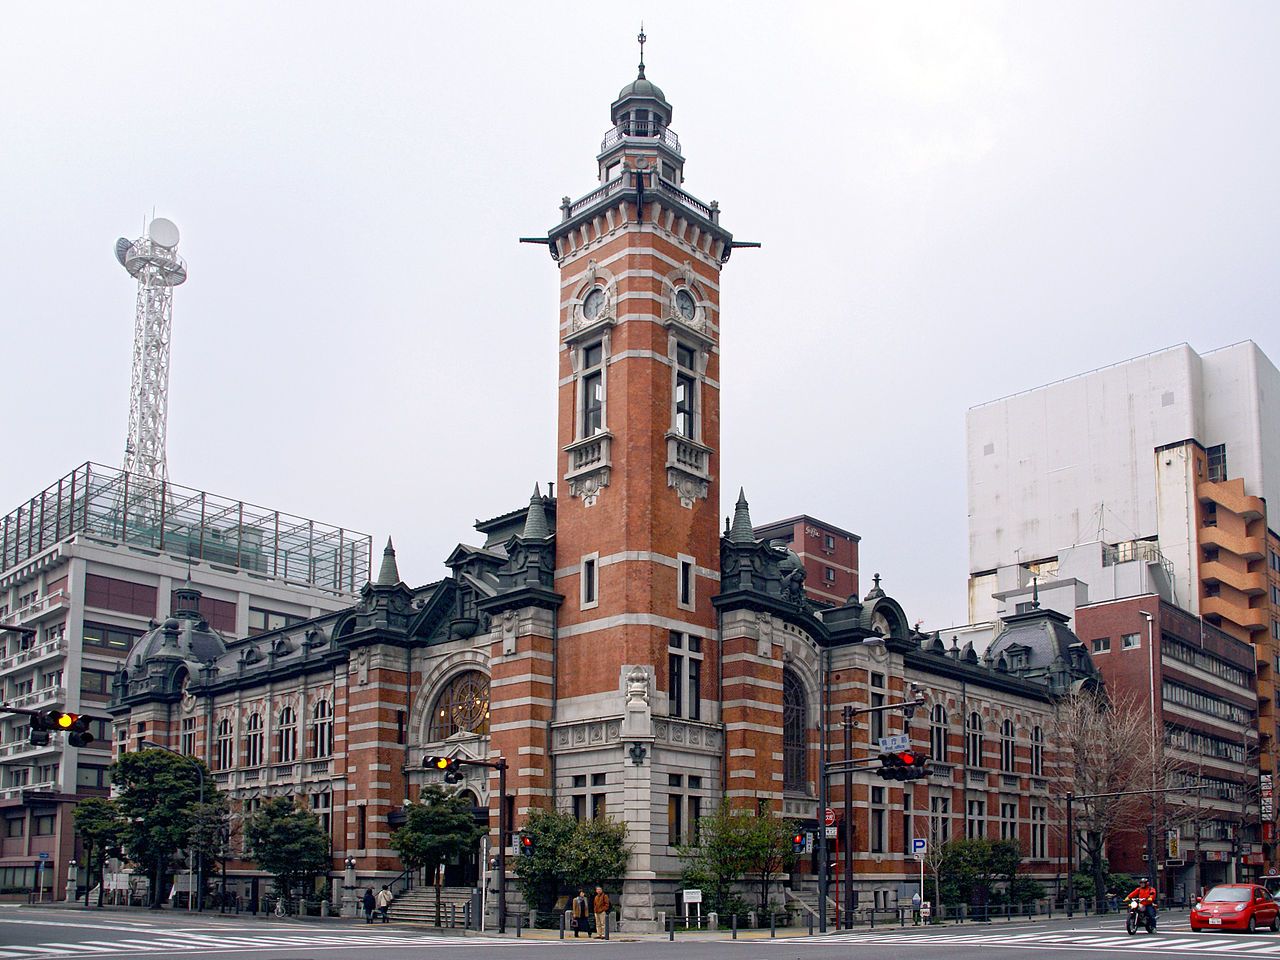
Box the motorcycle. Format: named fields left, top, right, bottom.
left=1126, top=898, right=1156, bottom=935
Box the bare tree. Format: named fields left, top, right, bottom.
left=1054, top=689, right=1178, bottom=907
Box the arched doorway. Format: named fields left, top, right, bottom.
left=442, top=789, right=486, bottom=888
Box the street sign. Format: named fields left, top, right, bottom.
left=921, top=902, right=932, bottom=917
left=683, top=889, right=703, bottom=904
left=824, top=807, right=836, bottom=827
left=38, top=852, right=49, bottom=860
left=878, top=734, right=911, bottom=752
left=825, top=826, right=838, bottom=839
left=911, top=838, right=927, bottom=855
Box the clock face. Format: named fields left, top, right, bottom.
left=676, top=289, right=696, bottom=321
left=583, top=288, right=605, bottom=321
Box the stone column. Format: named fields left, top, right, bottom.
left=620, top=666, right=658, bottom=932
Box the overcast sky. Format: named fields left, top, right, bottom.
left=3, top=2, right=1277, bottom=631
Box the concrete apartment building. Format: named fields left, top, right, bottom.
left=0, top=462, right=369, bottom=900
left=966, top=340, right=1280, bottom=881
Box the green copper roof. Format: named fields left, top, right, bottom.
left=521, top=485, right=551, bottom=540
left=728, top=488, right=755, bottom=544
left=376, top=537, right=400, bottom=586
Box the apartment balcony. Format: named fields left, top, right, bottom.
left=1201, top=596, right=1268, bottom=633
left=0, top=780, right=57, bottom=803
left=6, top=686, right=67, bottom=710
left=10, top=591, right=70, bottom=626
left=1199, top=480, right=1266, bottom=522
left=0, top=738, right=57, bottom=761
left=1201, top=560, right=1267, bottom=596
left=0, top=638, right=67, bottom=675
left=1199, top=525, right=1266, bottom=560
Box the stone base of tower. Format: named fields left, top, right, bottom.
left=620, top=878, right=660, bottom=932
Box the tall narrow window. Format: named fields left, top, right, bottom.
left=668, top=649, right=684, bottom=717
left=930, top=795, right=951, bottom=844
left=782, top=669, right=808, bottom=793
left=581, top=555, right=598, bottom=608
left=930, top=705, right=947, bottom=761
left=180, top=717, right=196, bottom=757
left=1030, top=805, right=1047, bottom=858
left=869, top=691, right=886, bottom=744
left=678, top=557, right=694, bottom=608
left=675, top=372, right=695, bottom=438
left=1000, top=719, right=1015, bottom=772
left=966, top=798, right=986, bottom=839
left=1000, top=801, right=1018, bottom=841
left=311, top=792, right=332, bottom=838
left=312, top=700, right=333, bottom=758
left=870, top=786, right=886, bottom=853
left=245, top=713, right=264, bottom=767
left=966, top=712, right=983, bottom=766
left=1031, top=726, right=1044, bottom=776
left=277, top=706, right=297, bottom=763
left=216, top=719, right=233, bottom=770
left=581, top=342, right=604, bottom=438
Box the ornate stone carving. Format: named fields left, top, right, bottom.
left=568, top=467, right=610, bottom=508
left=626, top=667, right=650, bottom=706
left=667, top=468, right=709, bottom=509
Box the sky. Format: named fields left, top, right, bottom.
left=2, top=1, right=1277, bottom=632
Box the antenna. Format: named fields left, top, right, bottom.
left=637, top=23, right=646, bottom=76
left=115, top=216, right=187, bottom=490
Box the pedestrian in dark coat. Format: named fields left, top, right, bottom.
left=363, top=887, right=376, bottom=923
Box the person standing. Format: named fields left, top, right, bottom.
left=572, top=889, right=589, bottom=937
left=363, top=887, right=376, bottom=924
left=375, top=885, right=393, bottom=923
left=592, top=886, right=611, bottom=939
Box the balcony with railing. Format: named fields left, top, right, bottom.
left=599, top=121, right=681, bottom=155
left=564, top=433, right=612, bottom=481
left=7, top=686, right=66, bottom=710
left=666, top=434, right=712, bottom=481
left=0, top=637, right=67, bottom=675
left=10, top=590, right=70, bottom=625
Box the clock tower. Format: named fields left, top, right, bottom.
left=540, top=37, right=736, bottom=928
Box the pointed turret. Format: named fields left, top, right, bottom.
left=728, top=488, right=755, bottom=543
left=376, top=537, right=400, bottom=586
left=521, top=485, right=551, bottom=540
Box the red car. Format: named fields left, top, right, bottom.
left=1191, top=885, right=1280, bottom=933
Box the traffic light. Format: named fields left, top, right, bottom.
left=791, top=832, right=807, bottom=854
left=32, top=711, right=94, bottom=747
left=423, top=755, right=463, bottom=783
left=518, top=833, right=535, bottom=857
left=877, top=750, right=930, bottom=781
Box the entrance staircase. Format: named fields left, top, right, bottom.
left=387, top=885, right=477, bottom=926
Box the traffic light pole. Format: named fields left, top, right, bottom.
left=427, top=754, right=507, bottom=932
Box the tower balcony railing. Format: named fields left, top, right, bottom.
left=564, top=433, right=612, bottom=479
left=665, top=434, right=712, bottom=481
left=600, top=122, right=681, bottom=154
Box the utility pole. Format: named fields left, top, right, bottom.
left=843, top=705, right=854, bottom=928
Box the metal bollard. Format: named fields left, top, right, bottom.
left=732, top=913, right=738, bottom=939
left=560, top=911, right=565, bottom=939
left=770, top=910, right=776, bottom=938
left=605, top=912, right=611, bottom=940
left=668, top=916, right=674, bottom=941
left=808, top=911, right=814, bottom=936
left=516, top=913, right=522, bottom=937
left=870, top=909, right=875, bottom=929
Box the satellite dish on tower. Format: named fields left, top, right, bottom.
left=148, top=217, right=180, bottom=248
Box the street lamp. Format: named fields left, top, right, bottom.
left=141, top=739, right=205, bottom=911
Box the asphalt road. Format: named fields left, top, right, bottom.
left=5, top=906, right=1280, bottom=959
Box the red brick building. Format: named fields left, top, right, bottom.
left=1075, top=596, right=1259, bottom=899
left=752, top=516, right=860, bottom=607
left=109, top=54, right=1099, bottom=926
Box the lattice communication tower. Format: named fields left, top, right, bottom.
left=115, top=217, right=186, bottom=485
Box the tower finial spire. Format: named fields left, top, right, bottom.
left=637, top=23, right=646, bottom=77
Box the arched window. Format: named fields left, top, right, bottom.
left=930, top=704, right=947, bottom=761
left=1000, top=719, right=1016, bottom=772
left=1031, top=725, right=1044, bottom=776
left=216, top=718, right=234, bottom=771
left=782, top=670, right=808, bottom=793
left=428, top=671, right=490, bottom=741
left=965, top=712, right=983, bottom=767
left=245, top=713, right=264, bottom=767
left=311, top=700, right=333, bottom=758
left=277, top=706, right=297, bottom=763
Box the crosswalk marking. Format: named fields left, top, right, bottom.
left=0, top=931, right=561, bottom=959
left=773, top=928, right=1280, bottom=956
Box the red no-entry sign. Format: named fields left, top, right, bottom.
left=824, top=808, right=836, bottom=827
